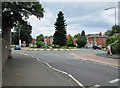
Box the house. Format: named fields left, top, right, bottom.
left=43, top=34, right=77, bottom=46
left=67, top=34, right=77, bottom=46
left=87, top=32, right=107, bottom=47
left=44, top=36, right=53, bottom=45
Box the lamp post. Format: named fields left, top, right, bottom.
left=19, top=27, right=21, bottom=47
left=105, top=7, right=117, bottom=34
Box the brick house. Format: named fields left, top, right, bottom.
left=44, top=34, right=77, bottom=46
left=67, top=34, right=77, bottom=46
left=44, top=36, right=53, bottom=45
left=87, top=32, right=107, bottom=47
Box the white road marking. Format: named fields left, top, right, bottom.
left=94, top=84, right=101, bottom=87
left=36, top=58, right=40, bottom=61
left=29, top=55, right=85, bottom=87
left=52, top=67, right=67, bottom=75
left=68, top=74, right=85, bottom=87
left=109, top=78, right=120, bottom=84
left=46, top=49, right=50, bottom=51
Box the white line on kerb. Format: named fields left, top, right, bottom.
left=109, top=78, right=120, bottom=84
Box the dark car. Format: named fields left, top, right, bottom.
left=14, top=45, right=21, bottom=50
left=92, top=45, right=101, bottom=50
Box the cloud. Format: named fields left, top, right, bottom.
left=27, top=2, right=118, bottom=38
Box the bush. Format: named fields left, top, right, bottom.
left=76, top=36, right=87, bottom=48
left=36, top=41, right=44, bottom=48
left=61, top=46, right=69, bottom=49
left=106, top=34, right=120, bottom=54
left=67, top=36, right=74, bottom=47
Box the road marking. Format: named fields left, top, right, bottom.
left=52, top=67, right=67, bottom=75
left=88, top=84, right=101, bottom=88
left=29, top=55, right=85, bottom=87
left=68, top=74, right=85, bottom=88
left=94, top=84, right=101, bottom=87
left=109, top=78, right=120, bottom=84
left=36, top=58, right=40, bottom=61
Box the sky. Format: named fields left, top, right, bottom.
left=27, top=1, right=119, bottom=38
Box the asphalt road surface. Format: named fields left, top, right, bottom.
left=13, top=49, right=119, bottom=87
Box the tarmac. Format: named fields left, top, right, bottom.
left=2, top=53, right=80, bottom=87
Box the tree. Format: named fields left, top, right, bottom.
left=36, top=41, right=44, bottom=48
left=76, top=30, right=87, bottom=48
left=36, top=34, right=44, bottom=42
left=53, top=11, right=67, bottom=47
left=2, top=2, right=44, bottom=33
left=81, top=30, right=85, bottom=37
left=111, top=25, right=120, bottom=35
left=105, top=25, right=120, bottom=54
left=105, top=25, right=120, bottom=37
left=105, top=30, right=112, bottom=37
left=74, top=33, right=80, bottom=38
left=12, top=21, right=32, bottom=45
left=67, top=35, right=74, bottom=47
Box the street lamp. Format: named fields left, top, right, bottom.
left=105, top=7, right=117, bottom=34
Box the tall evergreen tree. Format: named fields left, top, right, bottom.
left=53, top=11, right=67, bottom=46
left=81, top=30, right=85, bottom=37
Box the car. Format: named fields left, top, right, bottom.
left=14, top=45, right=21, bottom=50
left=92, top=45, right=101, bottom=50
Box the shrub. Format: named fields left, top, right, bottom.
left=36, top=41, right=44, bottom=48
left=67, top=36, right=74, bottom=47
left=106, top=34, right=120, bottom=54
left=76, top=36, right=87, bottom=48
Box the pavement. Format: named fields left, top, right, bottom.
left=70, top=49, right=120, bottom=67
left=2, top=53, right=81, bottom=86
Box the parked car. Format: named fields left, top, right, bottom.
left=14, top=45, right=21, bottom=50
left=92, top=45, right=101, bottom=50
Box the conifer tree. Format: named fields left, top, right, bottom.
left=53, top=11, right=67, bottom=47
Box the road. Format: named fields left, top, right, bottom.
left=13, top=49, right=119, bottom=87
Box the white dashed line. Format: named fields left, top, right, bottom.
left=109, top=78, right=120, bottom=84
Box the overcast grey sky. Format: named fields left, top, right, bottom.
left=27, top=1, right=118, bottom=38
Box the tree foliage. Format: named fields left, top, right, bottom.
left=36, top=41, right=44, bottom=48
left=81, top=30, right=85, bottom=37
left=2, top=2, right=44, bottom=29
left=12, top=21, right=32, bottom=45
left=105, top=25, right=120, bottom=54
left=67, top=35, right=74, bottom=47
left=36, top=34, right=44, bottom=42
left=74, top=33, right=80, bottom=38
left=53, top=11, right=67, bottom=47
left=105, top=25, right=120, bottom=37
left=76, top=30, right=87, bottom=48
